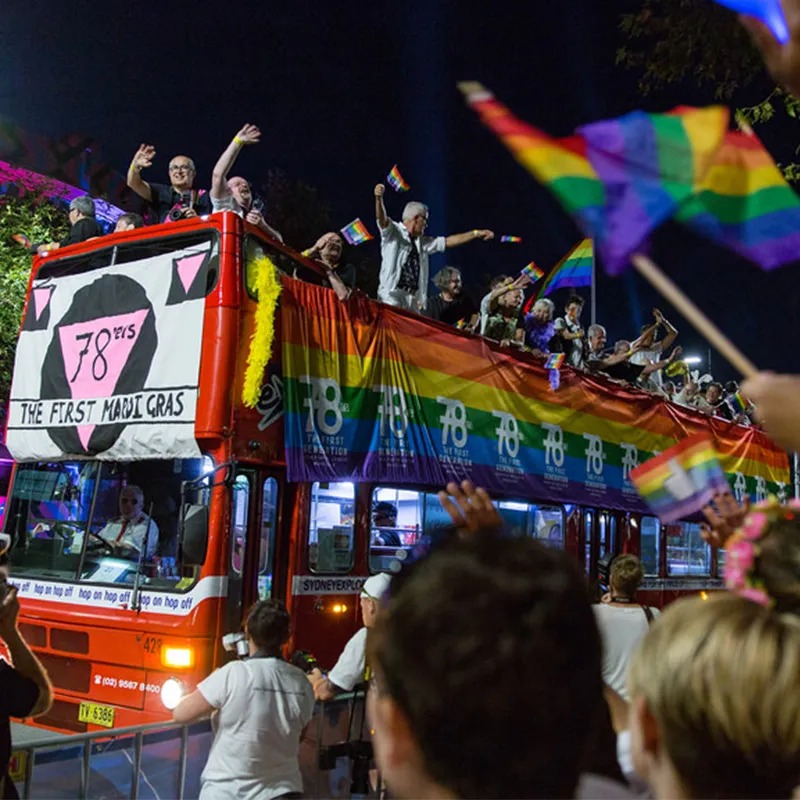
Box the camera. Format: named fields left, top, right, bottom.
left=222, top=632, right=250, bottom=658
left=168, top=192, right=194, bottom=221
left=291, top=650, right=319, bottom=674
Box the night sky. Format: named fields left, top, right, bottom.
left=1, top=1, right=796, bottom=382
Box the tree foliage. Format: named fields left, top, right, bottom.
left=0, top=192, right=69, bottom=399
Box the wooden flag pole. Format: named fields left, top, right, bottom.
left=631, top=253, right=758, bottom=379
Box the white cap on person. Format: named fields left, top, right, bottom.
left=361, top=573, right=391, bottom=601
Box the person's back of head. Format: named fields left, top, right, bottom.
left=610, top=554, right=644, bottom=598
left=246, top=599, right=291, bottom=655
left=368, top=534, right=603, bottom=799
left=628, top=592, right=800, bottom=799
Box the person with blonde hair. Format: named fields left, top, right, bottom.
left=627, top=592, right=800, bottom=799
left=593, top=554, right=657, bottom=700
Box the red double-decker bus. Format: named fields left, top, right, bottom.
left=2, top=212, right=790, bottom=734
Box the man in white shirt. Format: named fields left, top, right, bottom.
left=309, top=572, right=391, bottom=700
left=95, top=485, right=159, bottom=559
left=629, top=308, right=678, bottom=391
left=374, top=183, right=494, bottom=311
left=592, top=555, right=658, bottom=701
left=173, top=599, right=315, bottom=800
left=210, top=123, right=284, bottom=241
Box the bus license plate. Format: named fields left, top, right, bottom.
left=78, top=702, right=115, bottom=728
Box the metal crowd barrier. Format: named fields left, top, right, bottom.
left=11, top=691, right=372, bottom=800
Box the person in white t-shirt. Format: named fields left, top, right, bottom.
left=210, top=123, right=284, bottom=241
left=173, top=599, right=315, bottom=800
left=309, top=573, right=391, bottom=701
left=374, top=183, right=494, bottom=311
left=629, top=308, right=679, bottom=392
left=593, top=555, right=658, bottom=701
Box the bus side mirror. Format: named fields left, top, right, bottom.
left=180, top=504, right=209, bottom=567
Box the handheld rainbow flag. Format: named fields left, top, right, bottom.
left=455, top=318, right=468, bottom=330
left=629, top=433, right=730, bottom=522
left=714, top=0, right=789, bottom=43
left=387, top=165, right=410, bottom=192
left=521, top=262, right=544, bottom=282
left=500, top=235, right=523, bottom=243
left=462, top=85, right=800, bottom=274
left=544, top=353, right=565, bottom=370
left=12, top=234, right=31, bottom=249
left=726, top=391, right=748, bottom=416
left=537, top=239, right=593, bottom=298
left=340, top=218, right=374, bottom=246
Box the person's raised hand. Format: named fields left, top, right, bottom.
left=653, top=308, right=664, bottom=324
left=701, top=492, right=750, bottom=549
left=181, top=208, right=198, bottom=219
left=374, top=183, right=385, bottom=198
left=741, top=3, right=800, bottom=99
left=131, top=144, right=155, bottom=170
left=474, top=229, right=494, bottom=241
left=741, top=371, right=800, bottom=451
left=235, top=123, right=261, bottom=145
left=0, top=585, right=20, bottom=639
left=513, top=273, right=532, bottom=290
left=668, top=346, right=683, bottom=362
left=438, top=480, right=503, bottom=536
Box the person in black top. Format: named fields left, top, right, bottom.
left=0, top=547, right=53, bottom=799
left=424, top=266, right=479, bottom=329
left=127, top=145, right=212, bottom=223
left=29, top=196, right=104, bottom=256
left=372, top=502, right=402, bottom=548
left=300, top=232, right=357, bottom=301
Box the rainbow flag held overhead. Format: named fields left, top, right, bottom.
left=521, top=262, right=544, bottom=282
left=630, top=433, right=730, bottom=522
left=340, top=218, right=374, bottom=246
left=464, top=86, right=800, bottom=274
left=387, top=165, right=411, bottom=192
left=538, top=239, right=593, bottom=298
left=500, top=235, right=523, bottom=243
left=544, top=353, right=565, bottom=370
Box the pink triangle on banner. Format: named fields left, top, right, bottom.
left=77, top=425, right=95, bottom=451
left=58, top=309, right=150, bottom=400
left=176, top=253, right=206, bottom=294
left=32, top=286, right=54, bottom=321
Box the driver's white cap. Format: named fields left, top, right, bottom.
left=360, top=573, right=391, bottom=601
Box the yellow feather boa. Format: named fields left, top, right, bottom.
left=242, top=256, right=282, bottom=408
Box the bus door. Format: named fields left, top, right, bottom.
left=597, top=511, right=617, bottom=564
left=226, top=469, right=255, bottom=635
left=583, top=508, right=597, bottom=579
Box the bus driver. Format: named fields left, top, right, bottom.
left=95, top=485, right=159, bottom=559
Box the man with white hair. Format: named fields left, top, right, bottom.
left=95, top=485, right=159, bottom=559
left=127, top=145, right=212, bottom=223
left=374, top=183, right=494, bottom=310
left=308, top=572, right=391, bottom=700
left=31, top=196, right=104, bottom=255
left=210, top=123, right=283, bottom=241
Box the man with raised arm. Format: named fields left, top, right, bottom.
left=374, top=183, right=494, bottom=311
left=127, top=145, right=212, bottom=223
left=210, top=123, right=283, bottom=242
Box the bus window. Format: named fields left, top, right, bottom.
left=609, top=516, right=617, bottom=556
left=231, top=475, right=251, bottom=575
left=370, top=488, right=423, bottom=573
left=667, top=522, right=711, bottom=576
left=495, top=501, right=564, bottom=548
left=598, top=514, right=608, bottom=560
left=5, top=458, right=210, bottom=589
left=258, top=478, right=279, bottom=599
left=309, top=482, right=354, bottom=573
left=640, top=516, right=660, bottom=576
left=584, top=510, right=594, bottom=572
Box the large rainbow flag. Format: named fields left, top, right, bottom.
left=538, top=239, right=593, bottom=297
left=281, top=278, right=789, bottom=511
left=464, top=86, right=800, bottom=273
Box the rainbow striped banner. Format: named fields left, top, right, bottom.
left=281, top=279, right=789, bottom=510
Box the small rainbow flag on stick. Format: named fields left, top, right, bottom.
left=500, top=235, right=522, bottom=243
left=630, top=433, right=730, bottom=522
left=340, top=218, right=374, bottom=246
left=12, top=234, right=32, bottom=249
left=726, top=391, right=748, bottom=415
left=387, top=165, right=410, bottom=192
left=521, top=262, right=544, bottom=282
left=544, top=353, right=565, bottom=370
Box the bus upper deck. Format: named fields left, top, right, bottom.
left=1, top=211, right=791, bottom=734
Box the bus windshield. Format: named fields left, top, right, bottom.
left=4, top=457, right=211, bottom=590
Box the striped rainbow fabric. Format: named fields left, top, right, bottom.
left=630, top=433, right=730, bottom=522
left=280, top=278, right=789, bottom=509
left=538, top=239, right=593, bottom=297
left=464, top=87, right=800, bottom=273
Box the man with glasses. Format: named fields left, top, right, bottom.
left=374, top=183, right=494, bottom=311
left=127, top=145, right=212, bottom=223
left=93, top=485, right=159, bottom=560
left=26, top=196, right=104, bottom=255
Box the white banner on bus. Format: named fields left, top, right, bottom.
left=7, top=239, right=213, bottom=462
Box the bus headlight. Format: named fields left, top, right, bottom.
left=161, top=678, right=185, bottom=710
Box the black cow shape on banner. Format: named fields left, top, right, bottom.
left=40, top=274, right=158, bottom=455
